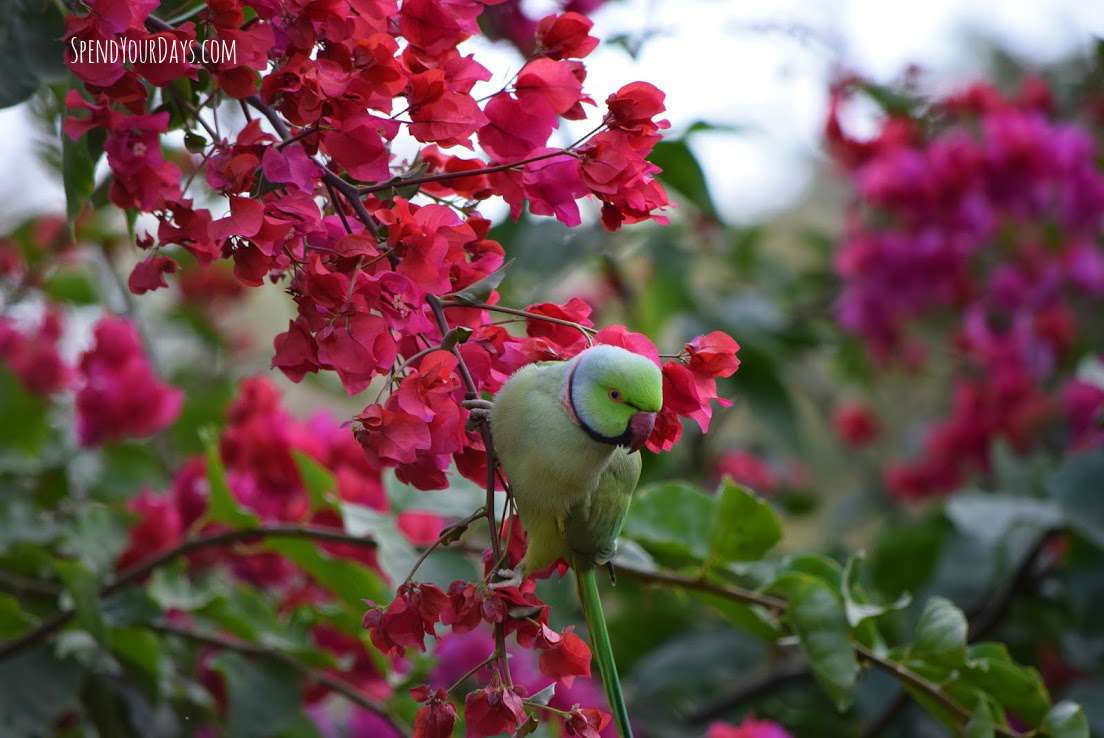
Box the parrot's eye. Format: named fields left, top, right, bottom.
left=608, top=389, right=623, bottom=402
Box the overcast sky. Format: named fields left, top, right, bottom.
left=2, top=0, right=1102, bottom=227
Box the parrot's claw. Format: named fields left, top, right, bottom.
left=462, top=398, right=494, bottom=431
left=488, top=567, right=523, bottom=589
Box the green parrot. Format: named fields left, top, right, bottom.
left=488, top=343, right=662, bottom=738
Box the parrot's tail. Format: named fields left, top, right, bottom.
left=576, top=568, right=634, bottom=738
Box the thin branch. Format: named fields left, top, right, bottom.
left=441, top=300, right=596, bottom=343
left=614, top=561, right=1026, bottom=738
left=242, top=95, right=381, bottom=241
left=150, top=621, right=407, bottom=735
left=360, top=149, right=575, bottom=195
left=688, top=660, right=811, bottom=723
left=425, top=293, right=511, bottom=687
left=0, top=526, right=377, bottom=661
left=613, top=562, right=787, bottom=612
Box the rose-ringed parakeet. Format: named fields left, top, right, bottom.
left=488, top=344, right=662, bottom=738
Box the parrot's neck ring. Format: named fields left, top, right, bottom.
left=563, top=359, right=632, bottom=448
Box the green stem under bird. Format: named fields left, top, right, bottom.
left=577, top=568, right=634, bottom=738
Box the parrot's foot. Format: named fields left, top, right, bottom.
left=488, top=567, right=523, bottom=590
left=462, top=398, right=494, bottom=430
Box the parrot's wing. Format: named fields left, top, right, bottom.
left=563, top=447, right=642, bottom=570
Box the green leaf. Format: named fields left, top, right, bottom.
left=1049, top=450, right=1104, bottom=548
left=0, top=594, right=37, bottom=639
left=0, top=1, right=67, bottom=109
left=963, top=643, right=1050, bottom=726
left=209, top=652, right=302, bottom=738
left=622, top=482, right=713, bottom=561
left=964, top=700, right=995, bottom=738
left=266, top=538, right=388, bottom=607
left=61, top=118, right=99, bottom=225
left=0, top=367, right=49, bottom=454
left=650, top=138, right=719, bottom=219
left=913, top=597, right=967, bottom=665
left=0, top=646, right=84, bottom=738
left=727, top=343, right=802, bottom=451
left=1042, top=701, right=1089, bottom=738
left=41, top=269, right=98, bottom=305
left=203, top=428, right=259, bottom=528
left=707, top=481, right=782, bottom=566
left=448, top=259, right=512, bottom=303
left=341, top=503, right=417, bottom=589
left=870, top=514, right=949, bottom=597
left=778, top=574, right=859, bottom=710
left=55, top=559, right=107, bottom=644
left=107, top=627, right=162, bottom=676
left=91, top=442, right=169, bottom=502
left=841, top=555, right=910, bottom=628
left=292, top=451, right=335, bottom=513
left=946, top=493, right=1064, bottom=547
left=62, top=503, right=128, bottom=576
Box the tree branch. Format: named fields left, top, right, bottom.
left=0, top=525, right=377, bottom=660
left=149, top=621, right=407, bottom=735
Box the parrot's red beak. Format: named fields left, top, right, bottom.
left=625, top=412, right=656, bottom=453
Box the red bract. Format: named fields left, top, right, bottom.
left=128, top=254, right=178, bottom=294
left=833, top=403, right=879, bottom=447
left=363, top=582, right=449, bottom=656
left=537, top=626, right=592, bottom=686
left=116, top=490, right=183, bottom=571
left=564, top=707, right=610, bottom=738
left=412, top=686, right=457, bottom=738
left=75, top=316, right=182, bottom=447
left=0, top=309, right=71, bottom=395
left=463, top=685, right=527, bottom=738
left=535, top=12, right=599, bottom=60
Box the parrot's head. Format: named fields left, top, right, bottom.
left=567, top=344, right=663, bottom=453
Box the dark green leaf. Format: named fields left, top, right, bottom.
left=963, top=643, right=1050, bottom=726
left=107, top=627, right=162, bottom=676
left=622, top=482, right=713, bottom=561
left=292, top=451, right=335, bottom=513
left=0, top=1, right=66, bottom=108
left=707, top=481, right=782, bottom=566
left=650, top=139, right=719, bottom=219
left=0, top=646, right=84, bottom=738
left=55, top=559, right=107, bottom=644
left=0, top=594, right=37, bottom=639
left=964, top=699, right=995, bottom=738
left=913, top=597, right=967, bottom=665
left=209, top=652, right=302, bottom=738
left=0, top=367, right=49, bottom=453
left=203, top=428, right=259, bottom=528
left=1049, top=450, right=1104, bottom=548
left=778, top=574, right=859, bottom=710
left=870, top=514, right=949, bottom=597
